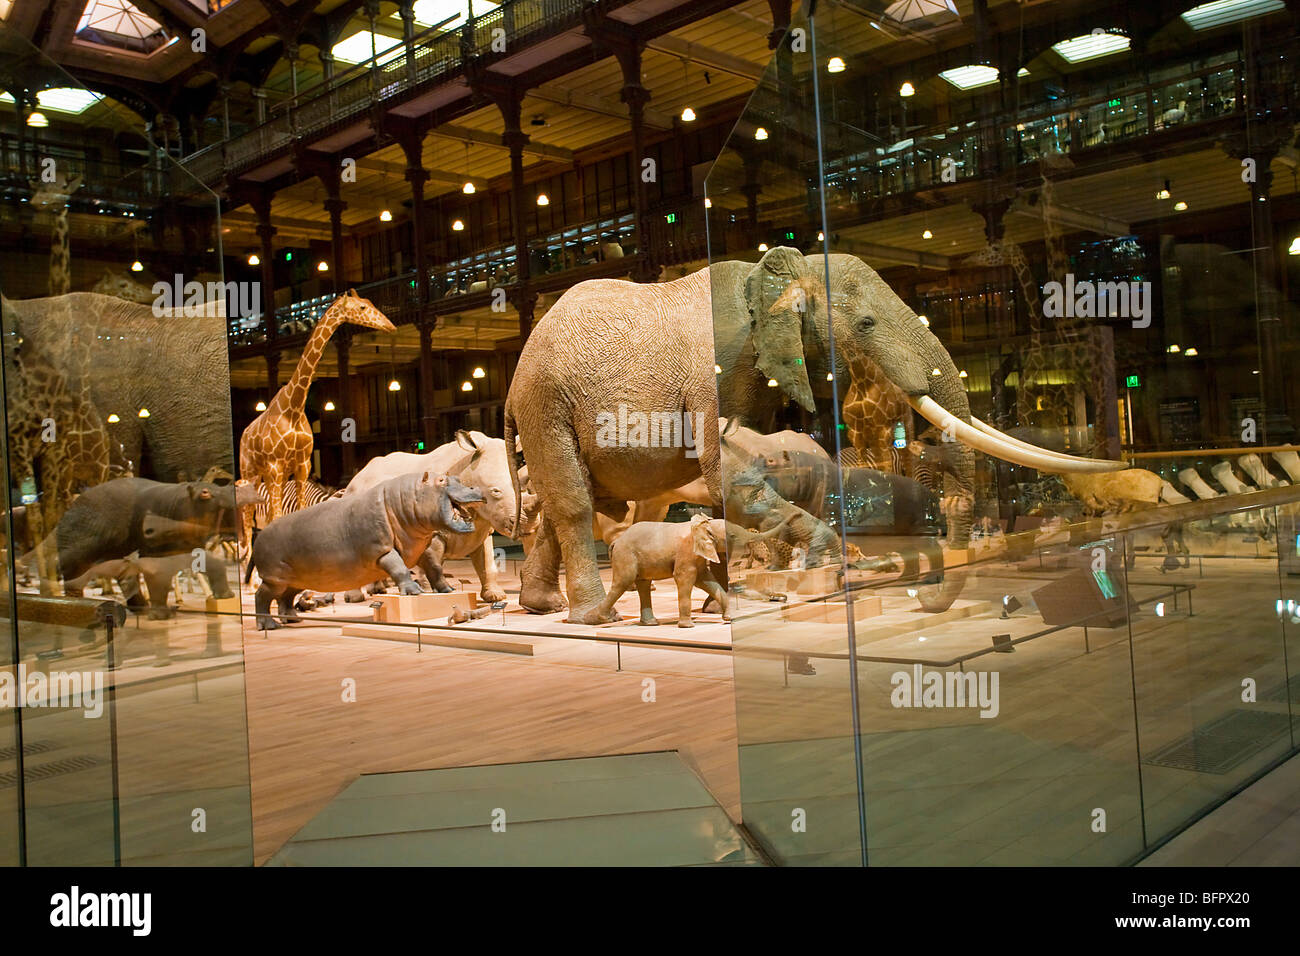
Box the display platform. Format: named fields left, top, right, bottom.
left=266, top=751, right=759, bottom=867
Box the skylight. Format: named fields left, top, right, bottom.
left=884, top=0, right=957, bottom=22
left=78, top=0, right=161, bottom=40
left=0, top=88, right=105, bottom=114
left=393, top=0, right=499, bottom=29
left=938, top=65, right=1031, bottom=90
left=1052, top=32, right=1130, bottom=64
left=1181, top=0, right=1285, bottom=31
left=331, top=31, right=404, bottom=65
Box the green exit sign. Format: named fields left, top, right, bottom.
left=665, top=212, right=677, bottom=224
left=1108, top=98, right=1121, bottom=107
left=417, top=441, right=425, bottom=451
left=784, top=231, right=796, bottom=241
left=1126, top=374, right=1140, bottom=388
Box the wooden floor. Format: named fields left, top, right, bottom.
left=241, top=561, right=743, bottom=864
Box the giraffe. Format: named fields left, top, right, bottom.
left=2, top=311, right=112, bottom=594
left=29, top=172, right=83, bottom=297
left=238, top=290, right=396, bottom=552
left=841, top=353, right=910, bottom=474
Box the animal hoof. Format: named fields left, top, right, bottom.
left=400, top=583, right=423, bottom=596
left=574, top=606, right=620, bottom=625
left=147, top=608, right=174, bottom=621
left=638, top=616, right=660, bottom=627
left=258, top=616, right=281, bottom=631
left=481, top=587, right=508, bottom=603
left=435, top=582, right=455, bottom=594
left=520, top=586, right=566, bottom=614
left=343, top=590, right=366, bottom=603
left=677, top=620, right=695, bottom=628
left=210, top=586, right=235, bottom=599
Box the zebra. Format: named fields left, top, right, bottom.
left=248, top=478, right=337, bottom=530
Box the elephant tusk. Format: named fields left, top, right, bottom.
left=967, top=415, right=1127, bottom=470
left=909, top=397, right=1127, bottom=473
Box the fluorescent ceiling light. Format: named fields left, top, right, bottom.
left=1182, top=0, right=1284, bottom=31
left=939, top=65, right=998, bottom=90
left=1052, top=33, right=1130, bottom=63
left=331, top=31, right=403, bottom=65
left=396, top=0, right=498, bottom=29
left=0, top=88, right=104, bottom=114
left=939, top=65, right=1030, bottom=90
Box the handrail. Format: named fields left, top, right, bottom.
left=1126, top=445, right=1300, bottom=459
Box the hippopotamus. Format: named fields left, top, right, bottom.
left=58, top=478, right=236, bottom=605
left=251, top=471, right=483, bottom=629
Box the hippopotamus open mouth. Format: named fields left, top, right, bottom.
left=442, top=475, right=485, bottom=534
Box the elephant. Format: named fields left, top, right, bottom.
left=3, top=293, right=234, bottom=481
left=56, top=477, right=237, bottom=608
left=504, top=248, right=1124, bottom=623
left=345, top=430, right=540, bottom=601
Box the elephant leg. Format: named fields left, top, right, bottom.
left=255, top=583, right=282, bottom=630
left=417, top=538, right=454, bottom=593
left=118, top=572, right=147, bottom=611
left=519, top=512, right=566, bottom=614
left=144, top=570, right=174, bottom=620
left=635, top=580, right=658, bottom=626
left=674, top=568, right=697, bottom=627
left=699, top=577, right=729, bottom=621
left=205, top=556, right=234, bottom=599
left=343, top=589, right=367, bottom=603
left=378, top=549, right=421, bottom=595
left=470, top=536, right=507, bottom=603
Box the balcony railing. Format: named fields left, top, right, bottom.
left=184, top=0, right=594, bottom=185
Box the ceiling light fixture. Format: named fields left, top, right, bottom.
left=255, top=400, right=267, bottom=411
left=899, top=81, right=916, bottom=97
left=922, top=228, right=933, bottom=239
left=380, top=209, right=392, bottom=222
left=130, top=260, right=143, bottom=272
left=536, top=193, right=549, bottom=206
left=388, top=379, right=401, bottom=392
left=317, top=261, right=329, bottom=272
left=754, top=127, right=769, bottom=141
left=463, top=181, right=475, bottom=194
left=1184, top=347, right=1199, bottom=356
left=1052, top=32, right=1130, bottom=63
left=1182, top=0, right=1284, bottom=32
left=452, top=219, right=464, bottom=231
left=248, top=253, right=260, bottom=266
left=472, top=366, right=485, bottom=378
left=681, top=107, right=696, bottom=122
left=1156, top=180, right=1172, bottom=200
left=461, top=381, right=473, bottom=392
left=106, top=414, right=120, bottom=423
left=1174, top=201, right=1188, bottom=211
left=758, top=243, right=769, bottom=251
left=137, top=408, right=150, bottom=418
left=324, top=401, right=336, bottom=411
left=827, top=57, right=846, bottom=73
left=27, top=111, right=48, bottom=128
left=1289, top=237, right=1300, bottom=255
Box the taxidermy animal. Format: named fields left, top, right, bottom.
left=2, top=293, right=233, bottom=482
left=345, top=430, right=540, bottom=602
left=250, top=472, right=483, bottom=629
left=57, top=478, right=236, bottom=607
left=592, top=515, right=784, bottom=627
left=239, top=289, right=396, bottom=551
left=1060, top=468, right=1163, bottom=515
left=64, top=549, right=227, bottom=621
left=505, top=248, right=1122, bottom=623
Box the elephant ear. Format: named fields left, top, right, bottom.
left=690, top=513, right=719, bottom=563
left=744, top=247, right=816, bottom=413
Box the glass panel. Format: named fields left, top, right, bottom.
left=0, top=25, right=252, bottom=865
left=708, top=9, right=865, bottom=866
left=1131, top=500, right=1294, bottom=846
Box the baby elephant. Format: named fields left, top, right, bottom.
left=595, top=515, right=730, bottom=628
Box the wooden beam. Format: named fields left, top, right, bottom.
left=430, top=123, right=573, bottom=163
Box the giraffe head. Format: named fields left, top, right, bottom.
left=28, top=173, right=83, bottom=210
left=331, top=289, right=396, bottom=332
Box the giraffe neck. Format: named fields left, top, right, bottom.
left=49, top=207, right=70, bottom=296
left=282, top=305, right=347, bottom=411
